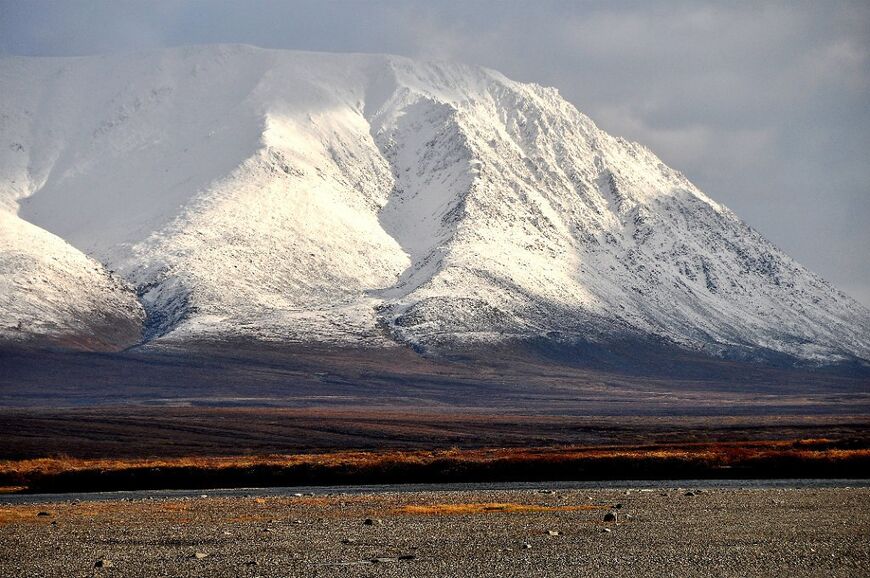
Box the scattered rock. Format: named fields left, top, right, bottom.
left=94, top=559, right=113, bottom=568
left=244, top=560, right=258, bottom=566
left=613, top=503, right=623, bottom=509
left=341, top=538, right=356, bottom=544
left=363, top=518, right=383, bottom=526
left=603, top=512, right=618, bottom=523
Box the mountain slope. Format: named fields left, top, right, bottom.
left=0, top=212, right=143, bottom=350
left=0, top=45, right=867, bottom=364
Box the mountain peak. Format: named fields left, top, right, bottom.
left=1, top=46, right=867, bottom=363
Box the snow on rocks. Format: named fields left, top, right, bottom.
left=0, top=45, right=867, bottom=362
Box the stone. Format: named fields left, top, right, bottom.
left=363, top=518, right=383, bottom=526
left=603, top=512, right=618, bottom=523
left=602, top=528, right=612, bottom=533
left=94, top=559, right=113, bottom=568
left=36, top=511, right=51, bottom=517
left=193, top=552, right=208, bottom=560
left=546, top=530, right=560, bottom=536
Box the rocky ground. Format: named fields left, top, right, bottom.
left=1, top=486, right=868, bottom=577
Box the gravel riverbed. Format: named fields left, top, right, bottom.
left=1, top=485, right=868, bottom=577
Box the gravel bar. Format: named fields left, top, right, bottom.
left=1, top=485, right=868, bottom=577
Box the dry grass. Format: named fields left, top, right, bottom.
left=393, top=502, right=604, bottom=516
left=0, top=507, right=49, bottom=525
left=0, top=450, right=437, bottom=477
left=1, top=438, right=862, bottom=475
left=0, top=438, right=866, bottom=493
left=0, top=497, right=600, bottom=527
left=0, top=500, right=190, bottom=526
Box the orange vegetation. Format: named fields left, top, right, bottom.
left=393, top=502, right=604, bottom=516
left=1, top=438, right=862, bottom=475
left=0, top=499, right=197, bottom=526
left=0, top=438, right=866, bottom=493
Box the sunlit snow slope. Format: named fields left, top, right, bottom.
left=0, top=45, right=867, bottom=362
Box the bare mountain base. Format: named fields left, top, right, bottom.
left=1, top=340, right=868, bottom=409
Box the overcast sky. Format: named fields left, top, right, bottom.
left=2, top=0, right=868, bottom=305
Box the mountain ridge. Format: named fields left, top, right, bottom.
left=0, top=44, right=867, bottom=365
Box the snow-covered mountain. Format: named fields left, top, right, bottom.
left=0, top=45, right=867, bottom=363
